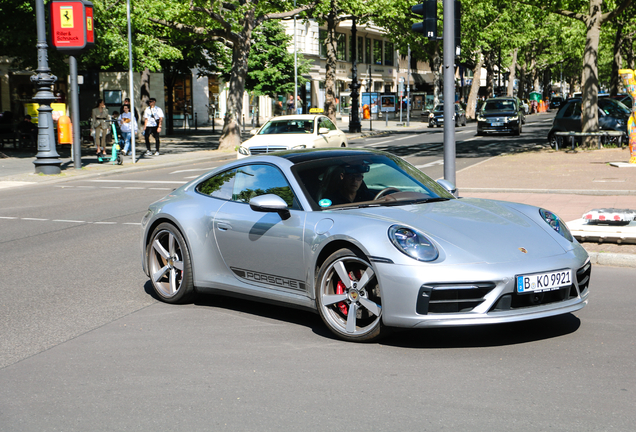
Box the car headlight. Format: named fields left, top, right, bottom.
left=238, top=146, right=250, bottom=156
left=477, top=115, right=486, bottom=122
left=507, top=116, right=519, bottom=122
left=388, top=225, right=439, bottom=262
left=292, top=144, right=306, bottom=149
left=539, top=209, right=573, bottom=242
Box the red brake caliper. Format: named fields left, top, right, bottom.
left=335, top=270, right=363, bottom=316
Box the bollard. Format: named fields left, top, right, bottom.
left=194, top=113, right=197, bottom=131
left=242, top=114, right=245, bottom=134
left=386, top=112, right=388, bottom=127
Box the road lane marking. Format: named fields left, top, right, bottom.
left=88, top=179, right=187, bottom=184
left=2, top=217, right=140, bottom=226
left=414, top=159, right=444, bottom=169
left=170, top=168, right=214, bottom=174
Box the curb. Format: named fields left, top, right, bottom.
left=586, top=251, right=636, bottom=267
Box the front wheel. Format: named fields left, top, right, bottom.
left=316, top=249, right=384, bottom=342
left=316, top=248, right=384, bottom=342
left=147, top=222, right=195, bottom=304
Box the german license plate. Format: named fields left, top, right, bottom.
left=491, top=122, right=504, bottom=127
left=516, top=269, right=572, bottom=294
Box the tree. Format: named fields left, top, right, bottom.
left=150, top=0, right=314, bottom=150
left=527, top=0, right=633, bottom=147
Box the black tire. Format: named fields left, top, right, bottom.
left=315, top=248, right=384, bottom=342
left=147, top=222, right=195, bottom=304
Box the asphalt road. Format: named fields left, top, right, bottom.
left=2, top=118, right=635, bottom=431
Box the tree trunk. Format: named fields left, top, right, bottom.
left=485, top=52, right=494, bottom=98
left=219, top=16, right=254, bottom=150
left=581, top=0, right=602, bottom=148
left=140, top=68, right=151, bottom=119
left=324, top=7, right=338, bottom=123
left=507, top=48, right=517, bottom=97
left=610, top=23, right=623, bottom=96
left=466, top=51, right=483, bottom=120
left=432, top=43, right=442, bottom=107
left=517, top=63, right=526, bottom=100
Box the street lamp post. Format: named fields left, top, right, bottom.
left=349, top=17, right=361, bottom=133
left=32, top=0, right=61, bottom=174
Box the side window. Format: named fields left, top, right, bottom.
left=320, top=118, right=337, bottom=131
left=560, top=102, right=576, bottom=118
left=196, top=168, right=236, bottom=200
left=232, top=164, right=299, bottom=209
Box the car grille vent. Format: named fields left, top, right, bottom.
left=417, top=282, right=496, bottom=315
left=575, top=261, right=591, bottom=296
left=249, top=146, right=287, bottom=155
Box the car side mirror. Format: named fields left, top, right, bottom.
left=250, top=129, right=258, bottom=135
left=318, top=127, right=329, bottom=135
left=249, top=194, right=291, bottom=220
left=436, top=179, right=458, bottom=197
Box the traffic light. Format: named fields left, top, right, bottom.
left=411, top=1, right=437, bottom=41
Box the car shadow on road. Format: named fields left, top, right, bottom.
left=382, top=314, right=581, bottom=348
left=144, top=282, right=581, bottom=347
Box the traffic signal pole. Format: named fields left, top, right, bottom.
left=442, top=0, right=456, bottom=186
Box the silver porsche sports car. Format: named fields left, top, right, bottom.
left=141, top=149, right=590, bottom=342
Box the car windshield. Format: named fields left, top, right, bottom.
left=599, top=98, right=630, bottom=117
left=292, top=153, right=455, bottom=210
left=434, top=104, right=443, bottom=111
left=259, top=119, right=314, bottom=135
left=483, top=100, right=516, bottom=111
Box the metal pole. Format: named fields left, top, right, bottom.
left=69, top=56, right=81, bottom=169
left=294, top=0, right=298, bottom=113
left=407, top=45, right=411, bottom=127
left=127, top=0, right=136, bottom=163
left=32, top=0, right=61, bottom=174
left=443, top=0, right=456, bottom=186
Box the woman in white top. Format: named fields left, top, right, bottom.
left=118, top=104, right=138, bottom=155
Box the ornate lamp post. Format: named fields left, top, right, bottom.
left=32, top=0, right=61, bottom=174
left=349, top=17, right=361, bottom=133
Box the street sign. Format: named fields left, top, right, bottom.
left=50, top=0, right=94, bottom=55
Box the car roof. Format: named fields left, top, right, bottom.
left=268, top=148, right=385, bottom=164
left=267, top=114, right=322, bottom=121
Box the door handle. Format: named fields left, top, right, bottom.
left=217, top=222, right=232, bottom=231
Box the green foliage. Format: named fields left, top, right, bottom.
left=244, top=20, right=310, bottom=97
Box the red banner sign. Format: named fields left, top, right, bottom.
left=50, top=0, right=94, bottom=55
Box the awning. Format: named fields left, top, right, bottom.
left=412, top=73, right=434, bottom=85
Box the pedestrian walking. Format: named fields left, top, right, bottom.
left=296, top=95, right=303, bottom=115
left=118, top=104, right=138, bottom=156
left=91, top=99, right=109, bottom=157
left=142, top=98, right=164, bottom=156
left=274, top=100, right=284, bottom=116
left=287, top=95, right=295, bottom=115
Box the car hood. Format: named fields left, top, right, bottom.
left=340, top=198, right=568, bottom=264
left=243, top=134, right=318, bottom=148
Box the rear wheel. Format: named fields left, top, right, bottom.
left=147, top=222, right=195, bottom=304
left=316, top=248, right=384, bottom=342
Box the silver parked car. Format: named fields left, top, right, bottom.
left=142, top=149, right=590, bottom=342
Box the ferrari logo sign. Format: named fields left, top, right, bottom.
left=60, top=6, right=74, bottom=28
left=50, top=0, right=94, bottom=54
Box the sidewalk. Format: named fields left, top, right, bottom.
left=2, top=113, right=636, bottom=266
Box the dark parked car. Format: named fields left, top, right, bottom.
left=606, top=94, right=633, bottom=109
left=549, top=96, right=564, bottom=110
left=476, top=97, right=525, bottom=135
left=547, top=97, right=629, bottom=147
left=427, top=103, right=467, bottom=127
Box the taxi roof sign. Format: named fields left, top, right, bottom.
left=309, top=108, right=324, bottom=113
